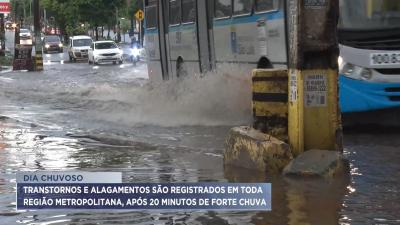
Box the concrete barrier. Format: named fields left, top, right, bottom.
left=252, top=69, right=288, bottom=141
left=224, top=126, right=293, bottom=173
left=283, top=150, right=349, bottom=178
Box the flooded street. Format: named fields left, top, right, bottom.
left=0, top=53, right=399, bottom=224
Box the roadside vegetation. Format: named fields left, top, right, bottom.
left=0, top=54, right=12, bottom=67
left=10, top=0, right=140, bottom=41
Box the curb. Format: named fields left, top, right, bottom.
left=0, top=66, right=13, bottom=74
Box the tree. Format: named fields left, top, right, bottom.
left=41, top=0, right=127, bottom=40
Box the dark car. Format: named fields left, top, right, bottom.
left=43, top=35, right=63, bottom=53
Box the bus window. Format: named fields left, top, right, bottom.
left=234, top=0, right=253, bottom=15
left=255, top=0, right=275, bottom=12
left=170, top=0, right=181, bottom=25
left=215, top=0, right=232, bottom=18
left=146, top=5, right=158, bottom=29
left=182, top=0, right=196, bottom=23
left=145, top=0, right=157, bottom=28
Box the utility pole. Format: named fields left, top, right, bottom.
left=30, top=0, right=32, bottom=19
left=23, top=0, right=26, bottom=23
left=0, top=14, right=5, bottom=55
left=14, top=0, right=20, bottom=47
left=287, top=0, right=342, bottom=154
left=33, top=0, right=43, bottom=71
left=139, top=0, right=144, bottom=47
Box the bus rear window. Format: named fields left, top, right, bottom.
left=215, top=0, right=232, bottom=18
left=182, top=0, right=196, bottom=23
left=234, top=0, right=253, bottom=15
left=146, top=6, right=157, bottom=28
left=255, top=0, right=275, bottom=12
left=170, top=0, right=181, bottom=25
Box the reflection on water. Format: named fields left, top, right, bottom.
left=224, top=166, right=350, bottom=225
left=0, top=115, right=400, bottom=224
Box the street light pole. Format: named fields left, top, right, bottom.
left=116, top=7, right=121, bottom=43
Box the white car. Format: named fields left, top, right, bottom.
left=88, top=41, right=123, bottom=65
left=19, top=28, right=32, bottom=45
left=19, top=28, right=32, bottom=39
left=68, top=36, right=93, bottom=62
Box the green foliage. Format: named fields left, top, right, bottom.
left=120, top=19, right=130, bottom=33
left=41, top=0, right=129, bottom=36
left=66, top=24, right=86, bottom=36
left=126, top=0, right=139, bottom=20
left=0, top=55, right=12, bottom=66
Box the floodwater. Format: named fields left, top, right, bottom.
left=0, top=44, right=399, bottom=224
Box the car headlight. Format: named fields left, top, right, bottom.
left=58, top=43, right=63, bottom=47
left=339, top=57, right=372, bottom=81
left=45, top=44, right=50, bottom=48
left=131, top=48, right=140, bottom=57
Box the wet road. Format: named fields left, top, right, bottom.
left=1, top=32, right=400, bottom=225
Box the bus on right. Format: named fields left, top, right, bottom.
left=338, top=0, right=400, bottom=113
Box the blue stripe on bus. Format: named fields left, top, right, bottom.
left=145, top=29, right=158, bottom=35
left=169, top=23, right=196, bottom=32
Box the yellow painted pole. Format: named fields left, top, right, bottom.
left=287, top=0, right=343, bottom=155
left=367, top=0, right=373, bottom=18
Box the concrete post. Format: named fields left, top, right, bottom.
left=287, top=0, right=343, bottom=155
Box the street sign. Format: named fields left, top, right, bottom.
left=0, top=0, right=10, bottom=13
left=0, top=1, right=10, bottom=13
left=135, top=10, right=144, bottom=21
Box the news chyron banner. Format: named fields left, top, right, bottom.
left=16, top=172, right=271, bottom=211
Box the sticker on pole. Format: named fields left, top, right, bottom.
left=289, top=71, right=297, bottom=103
left=304, top=74, right=327, bottom=107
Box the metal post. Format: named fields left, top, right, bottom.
left=0, top=14, right=5, bottom=54
left=287, top=0, right=342, bottom=155
left=139, top=21, right=142, bottom=47
left=33, top=0, right=43, bottom=71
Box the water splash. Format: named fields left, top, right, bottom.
left=86, top=64, right=253, bottom=127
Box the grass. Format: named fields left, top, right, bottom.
left=0, top=52, right=13, bottom=67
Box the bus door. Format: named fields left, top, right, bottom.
left=196, top=0, right=213, bottom=72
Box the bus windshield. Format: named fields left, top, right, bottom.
left=339, top=0, right=400, bottom=30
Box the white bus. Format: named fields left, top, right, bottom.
left=144, top=0, right=400, bottom=113
left=144, top=0, right=286, bottom=82
left=338, top=0, right=400, bottom=113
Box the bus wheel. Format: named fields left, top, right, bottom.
left=176, top=57, right=188, bottom=78
left=257, top=57, right=273, bottom=69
